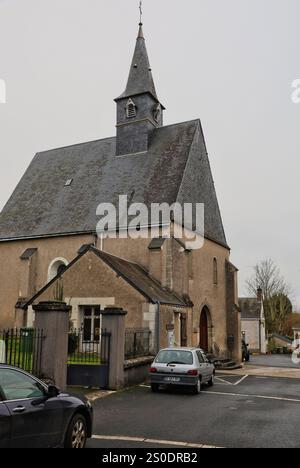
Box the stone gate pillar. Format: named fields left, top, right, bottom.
left=33, top=301, right=71, bottom=390
left=102, top=307, right=127, bottom=390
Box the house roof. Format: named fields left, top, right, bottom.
left=92, top=248, right=189, bottom=307
left=0, top=119, right=228, bottom=249
left=269, top=333, right=293, bottom=345
left=21, top=245, right=189, bottom=309
left=239, top=298, right=262, bottom=320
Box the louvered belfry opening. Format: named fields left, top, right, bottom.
left=126, top=99, right=137, bottom=119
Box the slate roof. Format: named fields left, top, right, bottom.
left=116, top=24, right=159, bottom=102
left=22, top=245, right=188, bottom=309
left=0, top=119, right=228, bottom=248
left=92, top=248, right=188, bottom=307
left=239, top=298, right=262, bottom=320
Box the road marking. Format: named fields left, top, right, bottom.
left=141, top=384, right=300, bottom=404
left=142, top=375, right=249, bottom=389
left=215, top=377, right=232, bottom=385
left=233, top=375, right=249, bottom=386
left=92, top=434, right=222, bottom=449
left=202, top=390, right=300, bottom=404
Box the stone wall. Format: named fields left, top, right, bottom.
left=0, top=234, right=94, bottom=328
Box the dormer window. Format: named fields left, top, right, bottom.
left=126, top=99, right=137, bottom=118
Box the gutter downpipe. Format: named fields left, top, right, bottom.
left=155, top=301, right=161, bottom=354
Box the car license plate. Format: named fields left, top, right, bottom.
left=164, top=376, right=180, bottom=382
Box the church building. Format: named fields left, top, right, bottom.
left=0, top=21, right=241, bottom=361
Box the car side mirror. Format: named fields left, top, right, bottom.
left=47, top=385, right=60, bottom=398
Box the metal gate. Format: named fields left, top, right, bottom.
left=0, top=328, right=45, bottom=377
left=67, top=329, right=111, bottom=388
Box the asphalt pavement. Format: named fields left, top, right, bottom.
left=87, top=374, right=300, bottom=449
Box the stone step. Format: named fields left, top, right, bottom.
left=208, top=355, right=242, bottom=371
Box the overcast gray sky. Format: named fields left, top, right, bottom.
left=0, top=0, right=299, bottom=306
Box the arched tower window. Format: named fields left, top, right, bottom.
left=126, top=99, right=137, bottom=118
left=213, top=258, right=218, bottom=285
left=48, top=258, right=68, bottom=282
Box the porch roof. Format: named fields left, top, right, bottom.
left=20, top=245, right=190, bottom=309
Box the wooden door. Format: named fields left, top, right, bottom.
left=200, top=309, right=208, bottom=352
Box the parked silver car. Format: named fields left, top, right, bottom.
left=149, top=347, right=215, bottom=394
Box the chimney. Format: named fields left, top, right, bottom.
left=257, top=287, right=263, bottom=302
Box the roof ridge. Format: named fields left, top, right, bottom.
left=175, top=120, right=200, bottom=203
left=36, top=120, right=200, bottom=156
left=159, top=118, right=200, bottom=131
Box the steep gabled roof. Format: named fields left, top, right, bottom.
left=0, top=119, right=229, bottom=249
left=239, top=298, right=262, bottom=320
left=91, top=248, right=188, bottom=307
left=21, top=246, right=188, bottom=309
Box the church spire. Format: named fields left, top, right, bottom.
left=116, top=22, right=159, bottom=102
left=115, top=19, right=165, bottom=156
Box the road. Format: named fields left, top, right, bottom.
left=87, top=374, right=300, bottom=449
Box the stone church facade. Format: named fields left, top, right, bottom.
left=0, top=23, right=241, bottom=361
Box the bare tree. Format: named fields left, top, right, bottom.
left=246, top=258, right=293, bottom=334
left=246, top=258, right=289, bottom=299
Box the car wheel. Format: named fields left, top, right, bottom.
left=151, top=384, right=159, bottom=392
left=193, top=378, right=201, bottom=394
left=207, top=374, right=215, bottom=387
left=65, top=413, right=88, bottom=449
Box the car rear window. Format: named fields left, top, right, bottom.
left=155, top=350, right=193, bottom=365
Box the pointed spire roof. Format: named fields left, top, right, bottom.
left=116, top=23, right=159, bottom=102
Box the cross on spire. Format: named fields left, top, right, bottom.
left=139, top=1, right=143, bottom=25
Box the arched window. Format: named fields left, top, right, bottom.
left=126, top=99, right=137, bottom=118
left=48, top=258, right=68, bottom=282
left=213, top=258, right=218, bottom=285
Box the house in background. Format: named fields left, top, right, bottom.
left=240, top=289, right=267, bottom=354
left=268, top=333, right=293, bottom=352
left=0, top=22, right=241, bottom=361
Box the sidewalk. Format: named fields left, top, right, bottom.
left=67, top=386, right=115, bottom=402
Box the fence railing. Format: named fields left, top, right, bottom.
left=125, top=328, right=151, bottom=360
left=68, top=329, right=111, bottom=365
left=0, top=328, right=44, bottom=376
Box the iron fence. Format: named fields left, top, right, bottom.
left=68, top=329, right=111, bottom=365
left=125, top=328, right=151, bottom=360
left=0, top=328, right=44, bottom=375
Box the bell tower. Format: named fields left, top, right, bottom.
left=115, top=23, right=165, bottom=156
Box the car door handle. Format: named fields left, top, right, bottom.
left=12, top=406, right=26, bottom=414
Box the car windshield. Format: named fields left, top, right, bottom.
left=155, top=350, right=193, bottom=365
